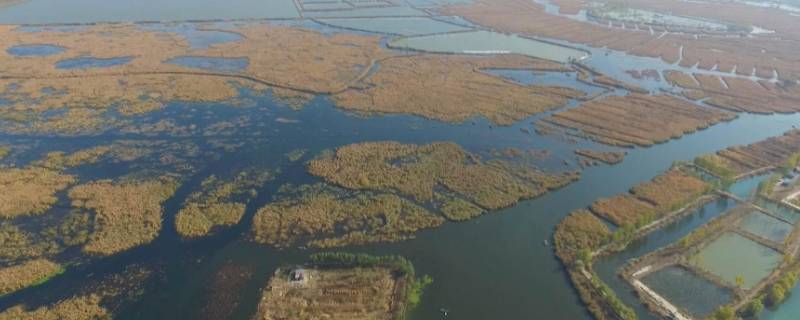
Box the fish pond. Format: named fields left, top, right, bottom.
left=641, top=265, right=734, bottom=318
left=690, top=231, right=782, bottom=289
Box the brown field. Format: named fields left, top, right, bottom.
left=665, top=71, right=800, bottom=114
left=69, top=177, right=179, bottom=255
left=631, top=169, right=708, bottom=209
left=590, top=194, right=654, bottom=227
left=333, top=54, right=581, bottom=125
left=253, top=267, right=398, bottom=320
left=442, top=0, right=800, bottom=81
left=251, top=185, right=444, bottom=248
left=554, top=209, right=611, bottom=264
left=590, top=170, right=707, bottom=227
left=175, top=169, right=272, bottom=238
left=540, top=94, right=735, bottom=147
left=308, top=141, right=579, bottom=210
left=0, top=167, right=76, bottom=219
left=701, top=130, right=800, bottom=176
left=0, top=259, right=62, bottom=296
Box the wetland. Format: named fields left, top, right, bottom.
left=1, top=0, right=800, bottom=319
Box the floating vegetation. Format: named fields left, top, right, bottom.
left=333, top=55, right=580, bottom=125
left=0, top=167, right=76, bottom=219
left=0, top=259, right=63, bottom=296
left=540, top=94, right=736, bottom=147
left=251, top=184, right=444, bottom=248
left=574, top=149, right=626, bottom=165
left=175, top=168, right=273, bottom=238
left=0, top=223, right=58, bottom=262
left=197, top=263, right=254, bottom=320
left=69, top=176, right=179, bottom=255
left=253, top=253, right=423, bottom=320
left=0, top=264, right=153, bottom=320
left=0, top=294, right=109, bottom=320
left=0, top=145, right=9, bottom=160
left=285, top=148, right=307, bottom=162
left=308, top=141, right=579, bottom=211
left=34, top=146, right=111, bottom=170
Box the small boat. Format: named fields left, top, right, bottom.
left=440, top=308, right=449, bottom=317
left=543, top=239, right=549, bottom=246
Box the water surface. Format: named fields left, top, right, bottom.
left=740, top=210, right=793, bottom=243
left=6, top=44, right=65, bottom=56
left=0, top=0, right=299, bottom=24
left=641, top=265, right=733, bottom=318
left=388, top=30, right=589, bottom=63
left=690, top=232, right=782, bottom=289
left=165, top=56, right=249, bottom=72
left=55, top=56, right=133, bottom=69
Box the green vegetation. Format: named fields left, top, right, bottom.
left=709, top=305, right=736, bottom=320
left=438, top=197, right=484, bottom=221
left=757, top=174, right=781, bottom=199
left=69, top=176, right=179, bottom=255
left=309, top=252, right=430, bottom=319
left=780, top=152, right=800, bottom=175
left=285, top=148, right=307, bottom=162
left=0, top=259, right=63, bottom=296
left=0, top=146, right=9, bottom=160
left=176, top=169, right=272, bottom=238
left=694, top=154, right=736, bottom=184
left=0, top=167, right=77, bottom=219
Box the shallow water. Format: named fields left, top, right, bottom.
left=315, top=17, right=470, bottom=35
left=55, top=56, right=134, bottom=69
left=641, top=265, right=733, bottom=318
left=485, top=69, right=607, bottom=96
left=139, top=23, right=243, bottom=49
left=165, top=56, right=249, bottom=72
left=740, top=210, right=793, bottom=243
left=6, top=44, right=65, bottom=56
left=0, top=0, right=300, bottom=24
left=388, top=30, right=589, bottom=63
left=691, top=232, right=782, bottom=289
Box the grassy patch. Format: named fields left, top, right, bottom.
left=0, top=259, right=63, bottom=296
left=0, top=167, right=76, bottom=219
left=69, top=176, right=179, bottom=255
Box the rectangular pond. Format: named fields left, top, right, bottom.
left=641, top=265, right=733, bottom=318
left=690, top=231, right=782, bottom=289
left=740, top=210, right=793, bottom=243
left=315, top=17, right=471, bottom=36
left=387, top=30, right=589, bottom=63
